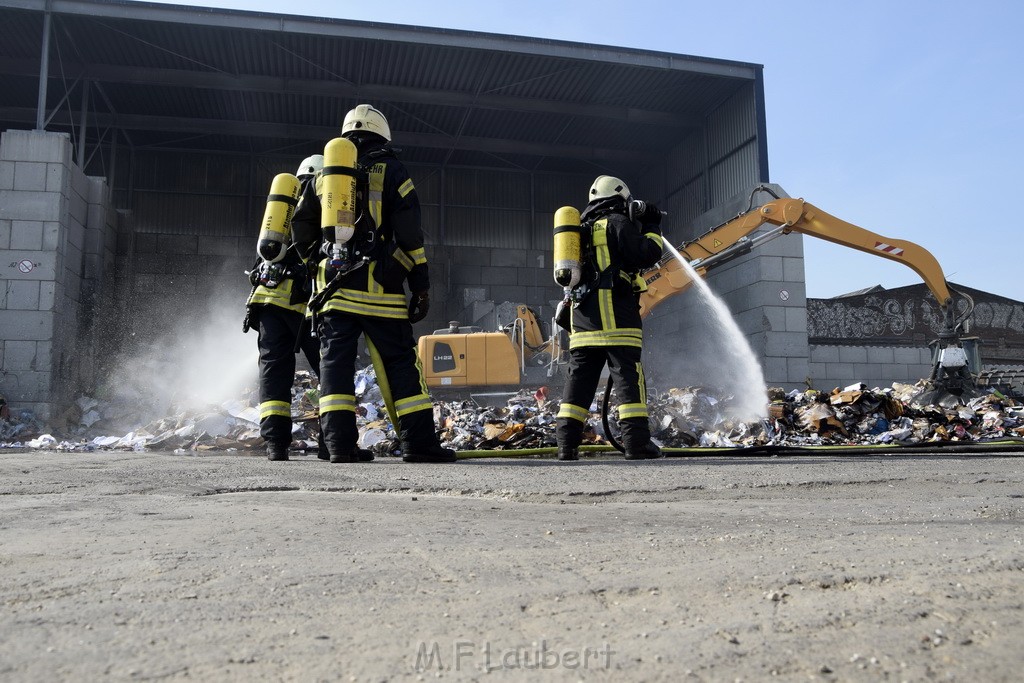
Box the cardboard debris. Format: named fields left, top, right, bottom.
left=2, top=369, right=1023, bottom=453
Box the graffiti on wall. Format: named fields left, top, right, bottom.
left=807, top=284, right=1024, bottom=361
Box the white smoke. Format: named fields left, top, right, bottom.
left=100, top=293, right=260, bottom=427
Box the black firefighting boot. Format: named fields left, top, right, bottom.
left=557, top=446, right=579, bottom=461
left=624, top=442, right=663, bottom=460
left=317, top=433, right=330, bottom=461
left=402, top=443, right=458, bottom=463
left=329, top=447, right=375, bottom=463
left=266, top=441, right=290, bottom=461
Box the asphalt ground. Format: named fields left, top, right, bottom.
left=1, top=448, right=1022, bottom=682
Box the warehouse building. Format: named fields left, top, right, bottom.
left=3, top=0, right=1011, bottom=421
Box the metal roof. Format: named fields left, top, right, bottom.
left=0, top=0, right=762, bottom=176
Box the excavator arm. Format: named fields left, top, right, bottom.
left=641, top=188, right=956, bottom=331
left=639, top=185, right=978, bottom=401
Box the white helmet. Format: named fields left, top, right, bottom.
left=295, top=154, right=324, bottom=178
left=342, top=104, right=392, bottom=142
left=588, top=175, right=631, bottom=203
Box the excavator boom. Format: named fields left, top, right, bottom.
left=641, top=192, right=953, bottom=321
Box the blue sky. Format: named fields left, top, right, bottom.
left=151, top=0, right=1022, bottom=300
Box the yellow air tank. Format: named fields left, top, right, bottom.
left=321, top=137, right=359, bottom=265
left=257, top=173, right=301, bottom=263
left=553, top=205, right=582, bottom=288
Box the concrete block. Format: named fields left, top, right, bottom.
left=0, top=219, right=10, bottom=249
left=0, top=189, right=64, bottom=222
left=198, top=235, right=241, bottom=257
left=452, top=247, right=490, bottom=266
left=157, top=234, right=198, bottom=255
left=1, top=251, right=57, bottom=281
left=38, top=281, right=55, bottom=311
left=762, top=355, right=788, bottom=384
left=755, top=231, right=803, bottom=258
left=450, top=264, right=482, bottom=286
left=787, top=357, right=810, bottom=385
left=3, top=340, right=38, bottom=370
left=66, top=218, right=85, bottom=252
left=806, top=348, right=839, bottom=362
left=87, top=176, right=109, bottom=204
left=481, top=266, right=520, bottom=286
left=0, top=161, right=13, bottom=190
left=782, top=256, right=804, bottom=282
left=10, top=220, right=43, bottom=250
left=516, top=267, right=547, bottom=287
left=45, top=163, right=67, bottom=194
left=784, top=306, right=808, bottom=333
left=765, top=331, right=809, bottom=358
left=759, top=256, right=784, bottom=281
left=83, top=253, right=102, bottom=280
left=0, top=310, right=54, bottom=341
left=6, top=280, right=41, bottom=310
left=69, top=192, right=88, bottom=229
left=491, top=248, right=529, bottom=268
left=0, top=130, right=71, bottom=164
left=491, top=285, right=527, bottom=306
left=84, top=226, right=103, bottom=256
left=826, top=362, right=855, bottom=380
left=839, top=346, right=868, bottom=363
left=807, top=362, right=829, bottom=386
left=2, top=370, right=52, bottom=403
left=70, top=167, right=89, bottom=203
left=42, top=222, right=61, bottom=251
left=134, top=233, right=158, bottom=253
left=867, top=346, right=895, bottom=363
left=894, top=347, right=925, bottom=364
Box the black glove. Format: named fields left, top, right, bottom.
left=408, top=290, right=430, bottom=324
left=641, top=202, right=663, bottom=226
left=630, top=199, right=662, bottom=226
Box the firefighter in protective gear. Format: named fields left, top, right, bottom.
left=245, top=154, right=328, bottom=462
left=555, top=175, right=665, bottom=461
left=292, top=104, right=457, bottom=464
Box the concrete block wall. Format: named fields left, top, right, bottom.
left=0, top=129, right=121, bottom=421
left=432, top=244, right=560, bottom=334
left=807, top=344, right=933, bottom=391
left=127, top=232, right=251, bottom=340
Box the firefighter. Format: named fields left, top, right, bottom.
left=555, top=175, right=665, bottom=461
left=245, top=155, right=327, bottom=461
left=295, top=104, right=457, bottom=464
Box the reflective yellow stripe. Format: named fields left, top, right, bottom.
left=407, top=247, right=427, bottom=265
left=392, top=247, right=414, bottom=271
left=617, top=403, right=648, bottom=420
left=321, top=286, right=406, bottom=307
left=322, top=298, right=408, bottom=319
left=398, top=178, right=414, bottom=197
left=259, top=400, right=291, bottom=419
left=557, top=402, right=589, bottom=423
left=592, top=220, right=611, bottom=270
left=637, top=361, right=647, bottom=404
left=368, top=163, right=385, bottom=225
left=247, top=281, right=307, bottom=314
left=645, top=233, right=664, bottom=249
left=319, top=393, right=356, bottom=414
left=598, top=288, right=615, bottom=329
left=570, top=329, right=643, bottom=349
left=395, top=393, right=432, bottom=417
left=367, top=261, right=383, bottom=294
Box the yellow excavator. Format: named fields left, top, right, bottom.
left=419, top=185, right=979, bottom=402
